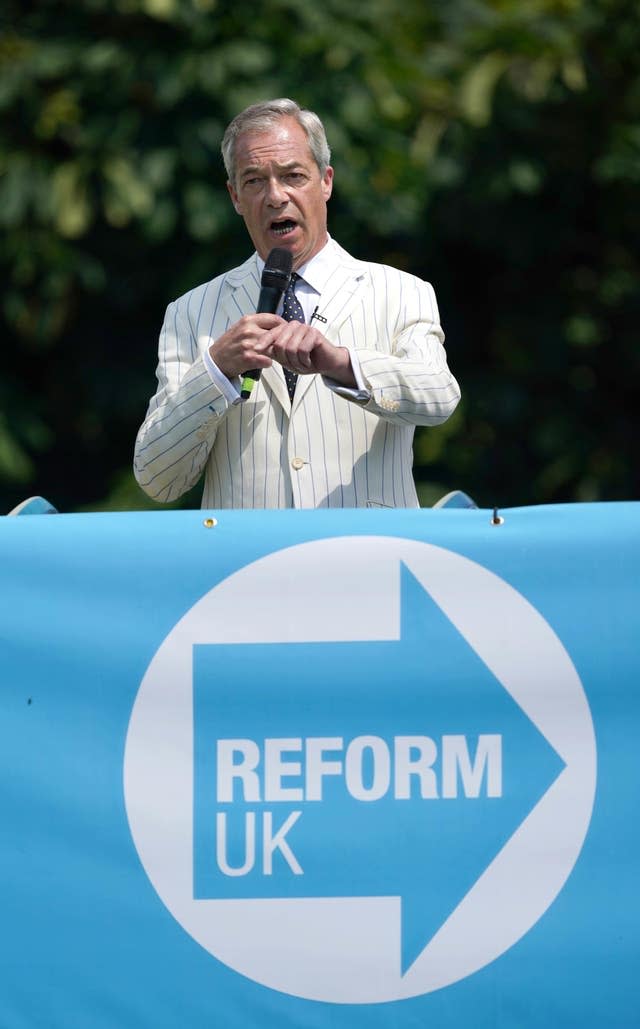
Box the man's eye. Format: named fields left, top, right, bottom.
left=242, top=176, right=263, bottom=189
left=286, top=173, right=306, bottom=184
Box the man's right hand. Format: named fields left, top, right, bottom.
left=209, top=314, right=284, bottom=379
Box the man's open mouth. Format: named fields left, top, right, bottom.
left=271, top=219, right=297, bottom=236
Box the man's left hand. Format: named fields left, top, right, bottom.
left=264, top=320, right=356, bottom=387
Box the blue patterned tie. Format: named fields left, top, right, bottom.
left=281, top=273, right=304, bottom=400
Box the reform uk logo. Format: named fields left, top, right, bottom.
left=124, top=537, right=596, bottom=1004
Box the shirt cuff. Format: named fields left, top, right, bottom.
left=202, top=344, right=243, bottom=405
left=323, top=348, right=370, bottom=402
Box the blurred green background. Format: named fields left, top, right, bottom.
left=2, top=0, right=638, bottom=513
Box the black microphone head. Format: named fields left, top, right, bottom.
left=261, top=247, right=293, bottom=290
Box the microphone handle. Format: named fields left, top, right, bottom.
left=256, top=286, right=282, bottom=314
left=241, top=286, right=285, bottom=399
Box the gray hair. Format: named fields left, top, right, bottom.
left=221, top=98, right=331, bottom=187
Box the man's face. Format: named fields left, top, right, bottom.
left=227, top=116, right=333, bottom=269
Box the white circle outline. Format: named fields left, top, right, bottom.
left=124, top=537, right=596, bottom=1003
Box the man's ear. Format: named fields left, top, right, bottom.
left=321, top=166, right=334, bottom=203
left=227, top=181, right=242, bottom=215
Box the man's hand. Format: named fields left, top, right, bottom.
left=209, top=314, right=283, bottom=379
left=264, top=320, right=357, bottom=387
left=210, top=314, right=357, bottom=388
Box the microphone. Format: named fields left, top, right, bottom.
left=240, top=247, right=293, bottom=400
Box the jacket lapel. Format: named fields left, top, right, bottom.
left=221, top=255, right=260, bottom=321
left=314, top=248, right=369, bottom=344
left=292, top=247, right=369, bottom=409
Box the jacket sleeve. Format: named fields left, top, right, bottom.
left=133, top=295, right=233, bottom=503
left=337, top=268, right=461, bottom=427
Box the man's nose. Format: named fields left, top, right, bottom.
left=265, top=177, right=287, bottom=206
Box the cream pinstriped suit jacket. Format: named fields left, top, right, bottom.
left=133, top=241, right=460, bottom=509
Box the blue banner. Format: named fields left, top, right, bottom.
left=1, top=503, right=638, bottom=1026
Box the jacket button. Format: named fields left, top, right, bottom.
left=291, top=457, right=305, bottom=470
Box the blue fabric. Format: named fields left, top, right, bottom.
left=1, top=503, right=639, bottom=1027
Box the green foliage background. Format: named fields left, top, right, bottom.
left=2, top=0, right=638, bottom=512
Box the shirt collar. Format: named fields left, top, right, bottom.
left=255, top=236, right=337, bottom=296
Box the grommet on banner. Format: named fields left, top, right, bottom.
left=491, top=507, right=505, bottom=526
left=203, top=517, right=218, bottom=528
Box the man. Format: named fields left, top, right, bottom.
left=134, top=98, right=460, bottom=508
